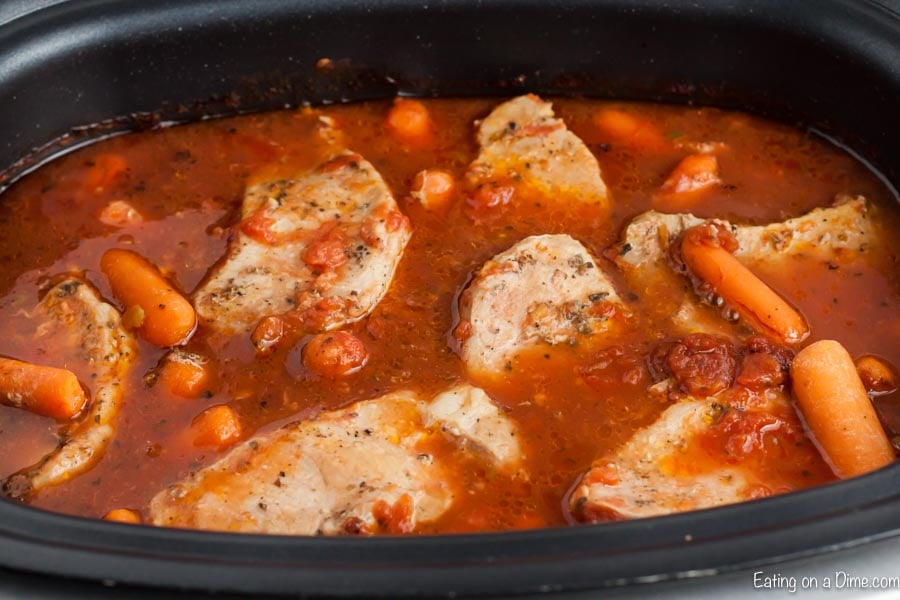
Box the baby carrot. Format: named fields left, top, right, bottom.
left=593, top=108, right=665, bottom=149
left=654, top=154, right=721, bottom=210
left=100, top=249, right=196, bottom=347
left=855, top=355, right=897, bottom=394
left=157, top=352, right=211, bottom=399
left=191, top=405, right=242, bottom=450
left=103, top=508, right=141, bottom=524
left=386, top=98, right=435, bottom=147
left=410, top=169, right=455, bottom=210
left=791, top=340, right=895, bottom=478
left=0, top=358, right=87, bottom=420
left=681, top=225, right=809, bottom=344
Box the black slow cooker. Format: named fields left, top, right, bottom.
left=0, top=0, right=896, bottom=595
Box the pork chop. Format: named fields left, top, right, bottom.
left=466, top=94, right=610, bottom=210
left=457, top=234, right=624, bottom=376
left=5, top=277, right=137, bottom=497
left=148, top=384, right=520, bottom=535
left=612, top=195, right=873, bottom=337
left=193, top=150, right=411, bottom=347
left=421, top=384, right=519, bottom=468
left=570, top=398, right=749, bottom=520
left=615, top=194, right=872, bottom=272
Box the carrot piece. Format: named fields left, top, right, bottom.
left=681, top=224, right=809, bottom=344
left=191, top=405, right=242, bottom=450
left=103, top=508, right=141, bottom=524
left=157, top=352, right=211, bottom=399
left=98, top=200, right=144, bottom=227
left=855, top=355, right=897, bottom=394
left=593, top=108, right=640, bottom=137
left=385, top=98, right=435, bottom=147
left=411, top=169, right=455, bottom=210
left=303, top=331, right=368, bottom=378
left=251, top=315, right=288, bottom=354
left=654, top=154, right=721, bottom=210
left=593, top=108, right=665, bottom=149
left=0, top=358, right=87, bottom=420
left=82, top=153, right=128, bottom=193
left=791, top=340, right=895, bottom=478
left=100, top=249, right=196, bottom=347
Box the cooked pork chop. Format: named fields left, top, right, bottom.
left=466, top=94, right=610, bottom=209
left=193, top=151, right=411, bottom=341
left=615, top=195, right=872, bottom=272
left=5, top=278, right=137, bottom=497
left=421, top=384, right=519, bottom=468
left=612, top=195, right=873, bottom=337
left=570, top=397, right=755, bottom=520
left=149, top=384, right=520, bottom=535
left=458, top=234, right=623, bottom=376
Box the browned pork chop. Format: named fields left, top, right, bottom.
left=570, top=398, right=749, bottom=520
left=457, top=234, right=623, bottom=376
left=615, top=195, right=872, bottom=273
left=149, top=384, right=520, bottom=534
left=466, top=94, right=610, bottom=209
left=612, top=195, right=874, bottom=336
left=570, top=388, right=799, bottom=520
left=6, top=278, right=137, bottom=496
left=193, top=150, right=411, bottom=344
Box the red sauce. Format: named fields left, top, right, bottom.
left=0, top=98, right=896, bottom=532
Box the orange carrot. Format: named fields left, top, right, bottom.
left=593, top=108, right=640, bottom=137
left=191, top=405, right=242, bottom=450
left=654, top=154, right=721, bottom=210
left=0, top=358, right=87, bottom=420
left=103, top=508, right=141, bottom=524
left=593, top=108, right=665, bottom=149
left=411, top=169, right=455, bottom=210
left=385, top=98, right=435, bottom=147
left=855, top=355, right=897, bottom=394
left=157, top=352, right=211, bottom=399
left=681, top=224, right=809, bottom=343
left=100, top=249, right=196, bottom=347
left=791, top=340, right=895, bottom=478
left=82, top=153, right=128, bottom=193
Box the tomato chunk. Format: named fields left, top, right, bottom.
left=302, top=331, right=368, bottom=377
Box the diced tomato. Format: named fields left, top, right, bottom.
left=251, top=315, right=287, bottom=353
left=467, top=183, right=515, bottom=212
left=240, top=206, right=279, bottom=244
left=302, top=331, right=368, bottom=378
left=453, top=320, right=473, bottom=341
left=372, top=493, right=415, bottom=534
left=303, top=230, right=348, bottom=270
left=384, top=210, right=409, bottom=233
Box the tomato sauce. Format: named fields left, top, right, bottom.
left=0, top=98, right=896, bottom=532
